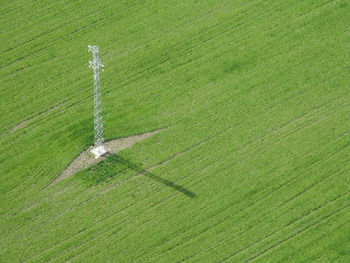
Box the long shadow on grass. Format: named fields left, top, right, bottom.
left=79, top=154, right=196, bottom=198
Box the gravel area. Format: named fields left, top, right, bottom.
left=48, top=129, right=162, bottom=186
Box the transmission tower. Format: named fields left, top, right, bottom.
left=88, top=45, right=107, bottom=158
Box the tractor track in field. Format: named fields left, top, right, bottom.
left=71, top=186, right=349, bottom=263
left=244, top=204, right=349, bottom=262
left=276, top=162, right=349, bottom=210
left=9, top=102, right=65, bottom=133
left=0, top=0, right=128, bottom=57
left=217, top=196, right=349, bottom=262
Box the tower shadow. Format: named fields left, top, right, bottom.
left=81, top=154, right=197, bottom=198
left=116, top=156, right=197, bottom=198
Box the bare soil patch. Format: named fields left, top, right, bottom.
left=48, top=129, right=163, bottom=187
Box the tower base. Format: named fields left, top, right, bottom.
left=91, top=145, right=108, bottom=159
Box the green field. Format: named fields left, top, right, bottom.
left=1, top=0, right=349, bottom=262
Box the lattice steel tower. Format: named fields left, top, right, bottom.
left=88, top=45, right=107, bottom=158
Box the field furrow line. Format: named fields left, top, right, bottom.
left=293, top=0, right=338, bottom=21
left=243, top=204, right=349, bottom=262
left=0, top=0, right=132, bottom=57
left=276, top=158, right=349, bottom=210
left=218, top=195, right=349, bottom=262
left=0, top=0, right=57, bottom=18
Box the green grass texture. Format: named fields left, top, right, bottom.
left=1, top=0, right=349, bottom=262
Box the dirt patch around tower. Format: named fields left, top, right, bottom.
left=48, top=129, right=163, bottom=187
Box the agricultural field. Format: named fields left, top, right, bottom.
left=1, top=0, right=349, bottom=262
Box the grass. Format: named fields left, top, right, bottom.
left=1, top=0, right=349, bottom=262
